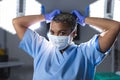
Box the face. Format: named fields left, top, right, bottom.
left=49, top=21, right=76, bottom=37
left=48, top=21, right=77, bottom=50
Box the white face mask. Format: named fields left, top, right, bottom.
left=47, top=33, right=72, bottom=50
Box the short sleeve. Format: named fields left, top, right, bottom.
left=19, top=29, right=50, bottom=58
left=80, top=34, right=111, bottom=66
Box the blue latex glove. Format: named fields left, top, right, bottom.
left=44, top=9, right=61, bottom=23
left=71, top=10, right=86, bottom=26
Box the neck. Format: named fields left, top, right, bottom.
left=60, top=45, right=70, bottom=54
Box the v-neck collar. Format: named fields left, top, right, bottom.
left=55, top=42, right=76, bottom=64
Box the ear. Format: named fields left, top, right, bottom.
left=72, top=30, right=77, bottom=38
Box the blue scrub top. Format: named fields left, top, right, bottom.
left=19, top=29, right=110, bottom=80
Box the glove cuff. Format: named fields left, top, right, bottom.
left=44, top=14, right=51, bottom=23
left=77, top=16, right=86, bottom=27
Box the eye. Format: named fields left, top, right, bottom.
left=59, top=31, right=67, bottom=36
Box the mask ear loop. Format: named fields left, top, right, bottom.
left=74, top=24, right=78, bottom=38
left=70, top=23, right=78, bottom=36
left=68, top=23, right=78, bottom=43
left=74, top=23, right=77, bottom=31
left=73, top=25, right=77, bottom=37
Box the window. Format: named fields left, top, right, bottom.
left=113, top=0, right=120, bottom=21
left=25, top=0, right=42, bottom=31
left=0, top=0, right=42, bottom=34
left=0, top=0, right=17, bottom=34
left=89, top=0, right=105, bottom=18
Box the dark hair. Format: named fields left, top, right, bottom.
left=52, top=12, right=77, bottom=30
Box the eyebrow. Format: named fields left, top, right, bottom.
left=50, top=29, right=68, bottom=33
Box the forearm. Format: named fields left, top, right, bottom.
left=13, top=14, right=45, bottom=40
left=85, top=17, right=120, bottom=32
left=13, top=14, right=45, bottom=28
left=85, top=17, right=120, bottom=52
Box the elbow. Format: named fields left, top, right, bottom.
left=12, top=17, right=23, bottom=25
left=12, top=18, right=18, bottom=26
left=12, top=17, right=23, bottom=28
left=12, top=18, right=18, bottom=29
left=12, top=18, right=18, bottom=28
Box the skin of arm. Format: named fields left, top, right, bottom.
left=12, top=14, right=45, bottom=40
left=85, top=17, right=120, bottom=53
left=13, top=14, right=120, bottom=53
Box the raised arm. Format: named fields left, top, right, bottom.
left=71, top=10, right=120, bottom=53
left=12, top=15, right=45, bottom=40
left=85, top=17, right=120, bottom=52
left=12, top=9, right=61, bottom=40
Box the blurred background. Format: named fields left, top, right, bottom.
left=0, top=0, right=120, bottom=80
